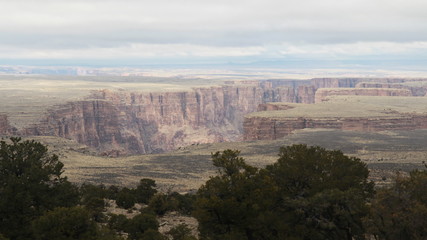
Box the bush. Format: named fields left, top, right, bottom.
left=31, top=206, right=98, bottom=240
left=367, top=170, right=427, bottom=239
left=140, top=229, right=167, bottom=240
left=148, top=193, right=173, bottom=216
left=116, top=188, right=136, bottom=209
left=126, top=213, right=159, bottom=240
left=108, top=214, right=130, bottom=232
left=135, top=178, right=157, bottom=204
left=166, top=224, right=197, bottom=240
left=106, top=185, right=120, bottom=200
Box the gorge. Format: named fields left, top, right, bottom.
left=1, top=77, right=427, bottom=155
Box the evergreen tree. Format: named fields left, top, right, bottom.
left=194, top=145, right=374, bottom=240
left=367, top=169, right=427, bottom=239
left=0, top=138, right=79, bottom=239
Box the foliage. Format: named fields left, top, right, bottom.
left=266, top=144, right=374, bottom=240
left=169, top=192, right=196, bottom=215
left=125, top=213, right=159, bottom=240
left=166, top=224, right=197, bottom=240
left=194, top=149, right=269, bottom=239
left=147, top=191, right=196, bottom=216
left=194, top=145, right=375, bottom=240
left=148, top=193, right=172, bottom=215
left=96, top=227, right=125, bottom=240
left=116, top=187, right=137, bottom=209
left=139, top=229, right=167, bottom=240
left=4, top=137, right=427, bottom=240
left=0, top=234, right=9, bottom=240
left=31, top=206, right=98, bottom=240
left=366, top=170, right=427, bottom=240
left=107, top=214, right=130, bottom=233
left=0, top=138, right=79, bottom=239
left=135, top=178, right=158, bottom=204
left=106, top=185, right=120, bottom=200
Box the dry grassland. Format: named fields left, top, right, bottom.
left=16, top=128, right=427, bottom=192
left=247, top=96, right=427, bottom=118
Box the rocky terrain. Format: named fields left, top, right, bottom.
left=1, top=76, right=427, bottom=155
left=244, top=96, right=427, bottom=140
left=314, top=88, right=412, bottom=103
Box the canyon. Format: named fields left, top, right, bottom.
left=1, top=77, right=427, bottom=155
left=243, top=99, right=427, bottom=141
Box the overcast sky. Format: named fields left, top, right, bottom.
left=1, top=0, right=427, bottom=67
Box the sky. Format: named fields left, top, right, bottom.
left=1, top=0, right=427, bottom=68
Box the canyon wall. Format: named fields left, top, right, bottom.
left=244, top=115, right=427, bottom=141
left=24, top=83, right=313, bottom=155
left=3, top=77, right=426, bottom=155
left=356, top=82, right=427, bottom=96
left=0, top=115, right=11, bottom=135
left=315, top=88, right=412, bottom=103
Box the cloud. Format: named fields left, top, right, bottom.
left=0, top=43, right=265, bottom=59
left=1, top=0, right=427, bottom=63
left=278, top=42, right=427, bottom=57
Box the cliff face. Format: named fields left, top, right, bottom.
left=0, top=115, right=11, bottom=135
left=4, top=77, right=426, bottom=155
left=24, top=84, right=274, bottom=155
left=19, top=79, right=323, bottom=155
left=356, top=82, right=427, bottom=96
left=310, top=78, right=360, bottom=88
left=315, top=88, right=412, bottom=103
left=244, top=115, right=427, bottom=141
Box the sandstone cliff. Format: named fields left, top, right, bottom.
left=22, top=83, right=289, bottom=155
left=356, top=82, right=427, bottom=96
left=314, top=88, right=412, bottom=103
left=244, top=97, right=427, bottom=141
left=244, top=115, right=427, bottom=140
left=3, top=77, right=427, bottom=155
left=0, top=115, right=10, bottom=135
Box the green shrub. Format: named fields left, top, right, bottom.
left=116, top=188, right=136, bottom=209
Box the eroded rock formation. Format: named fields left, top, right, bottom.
left=23, top=82, right=307, bottom=155
left=315, top=88, right=412, bottom=103
left=244, top=115, right=427, bottom=140
left=2, top=77, right=427, bottom=155
left=0, top=115, right=10, bottom=135
left=356, top=82, right=427, bottom=96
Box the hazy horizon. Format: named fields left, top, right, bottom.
left=1, top=0, right=427, bottom=69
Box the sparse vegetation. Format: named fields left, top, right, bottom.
left=1, top=138, right=426, bottom=240
left=246, top=96, right=427, bottom=118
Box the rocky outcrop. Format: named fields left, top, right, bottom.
left=311, top=78, right=360, bottom=88
left=309, top=78, right=425, bottom=89
left=355, top=82, right=403, bottom=89
left=0, top=115, right=10, bottom=135
left=315, top=88, right=412, bottom=103
left=24, top=100, right=127, bottom=154
left=297, top=85, right=316, bottom=103
left=244, top=115, right=427, bottom=141
left=356, top=82, right=427, bottom=96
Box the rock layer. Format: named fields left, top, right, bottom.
left=24, top=83, right=305, bottom=155
left=315, top=88, right=412, bottom=103
left=3, top=77, right=427, bottom=155
left=0, top=115, right=10, bottom=135
left=244, top=115, right=427, bottom=140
